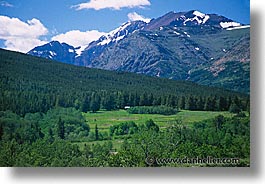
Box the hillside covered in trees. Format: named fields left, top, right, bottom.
left=0, top=49, right=250, bottom=167
left=0, top=49, right=248, bottom=115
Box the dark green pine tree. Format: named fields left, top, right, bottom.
left=185, top=96, right=195, bottom=110
left=102, top=94, right=115, bottom=111
left=214, top=115, right=225, bottom=132
left=166, top=95, right=176, bottom=107
left=139, top=93, right=148, bottom=106
left=204, top=97, right=212, bottom=111
left=196, top=97, right=204, bottom=110
left=246, top=98, right=250, bottom=115
left=179, top=96, right=185, bottom=110
left=81, top=96, right=90, bottom=113
left=227, top=96, right=233, bottom=109
left=48, top=128, right=54, bottom=143
left=147, top=93, right=154, bottom=106
left=153, top=96, right=162, bottom=106
left=134, top=94, right=140, bottom=106
left=57, top=117, right=65, bottom=139
left=0, top=123, right=3, bottom=140
left=218, top=96, right=227, bottom=111
left=95, top=124, right=99, bottom=141
left=90, top=93, right=100, bottom=113
left=116, top=92, right=125, bottom=109
left=128, top=93, right=135, bottom=106
left=212, top=96, right=218, bottom=111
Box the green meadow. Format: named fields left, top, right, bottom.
left=84, top=110, right=234, bottom=131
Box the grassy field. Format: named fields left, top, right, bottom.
left=83, top=110, right=234, bottom=132
left=75, top=110, right=235, bottom=151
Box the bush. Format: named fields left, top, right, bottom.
left=145, top=119, right=159, bottom=132
left=229, top=104, right=241, bottom=114
left=235, top=112, right=246, bottom=117
left=127, top=106, right=178, bottom=115
left=110, top=121, right=138, bottom=136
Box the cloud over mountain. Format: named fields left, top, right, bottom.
left=128, top=12, right=151, bottom=23
left=0, top=16, right=48, bottom=52
left=73, top=0, right=151, bottom=10
left=52, top=30, right=106, bottom=48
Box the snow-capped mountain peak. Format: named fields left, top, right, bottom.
left=96, top=22, right=131, bottom=46
left=27, top=41, right=78, bottom=64
left=182, top=10, right=210, bottom=25
left=193, top=10, right=205, bottom=18
left=145, top=10, right=242, bottom=30
left=110, top=22, right=132, bottom=37
left=96, top=21, right=146, bottom=46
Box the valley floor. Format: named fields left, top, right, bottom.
left=77, top=110, right=237, bottom=151
left=0, top=109, right=250, bottom=167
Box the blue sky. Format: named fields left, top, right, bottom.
left=0, top=0, right=250, bottom=52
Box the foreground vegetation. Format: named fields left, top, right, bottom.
left=0, top=108, right=250, bottom=167
left=0, top=49, right=250, bottom=167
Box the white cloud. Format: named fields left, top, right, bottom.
left=0, top=16, right=48, bottom=52
left=52, top=30, right=106, bottom=48
left=128, top=12, right=151, bottom=23
left=73, top=0, right=151, bottom=10
left=0, top=1, right=13, bottom=7
left=4, top=38, right=48, bottom=53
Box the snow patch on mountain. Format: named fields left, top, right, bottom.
left=193, top=10, right=205, bottom=18
left=97, top=22, right=132, bottom=46
left=226, top=25, right=250, bottom=31
left=202, top=15, right=210, bottom=24
left=173, top=31, right=180, bottom=35
left=183, top=10, right=210, bottom=25
left=69, top=49, right=74, bottom=53
left=75, top=46, right=87, bottom=57
left=184, top=31, right=191, bottom=38
left=49, top=51, right=56, bottom=57
left=220, top=22, right=241, bottom=29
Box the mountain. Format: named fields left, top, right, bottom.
left=91, top=23, right=249, bottom=93
left=27, top=41, right=79, bottom=65
left=76, top=20, right=147, bottom=66
left=28, top=21, right=146, bottom=66
left=27, top=10, right=250, bottom=93
left=144, top=10, right=241, bottom=30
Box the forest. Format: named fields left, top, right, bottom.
left=0, top=49, right=250, bottom=167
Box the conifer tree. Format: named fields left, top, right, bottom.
left=57, top=117, right=65, bottom=139
left=95, top=124, right=99, bottom=141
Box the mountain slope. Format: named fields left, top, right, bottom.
left=0, top=48, right=249, bottom=115
left=89, top=25, right=250, bottom=93
left=27, top=10, right=250, bottom=93
left=1, top=48, right=245, bottom=97
left=75, top=21, right=146, bottom=66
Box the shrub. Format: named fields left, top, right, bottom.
left=127, top=106, right=178, bottom=115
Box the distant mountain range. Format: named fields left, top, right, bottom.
left=28, top=10, right=250, bottom=93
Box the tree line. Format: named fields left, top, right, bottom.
left=0, top=49, right=249, bottom=116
